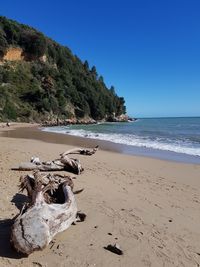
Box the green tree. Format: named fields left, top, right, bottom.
left=3, top=101, right=17, bottom=119
left=98, top=75, right=104, bottom=83
left=20, top=31, right=47, bottom=57
left=110, top=85, right=116, bottom=96
left=0, top=16, right=127, bottom=122
left=0, top=33, right=8, bottom=57
left=91, top=66, right=98, bottom=79
left=83, top=60, right=89, bottom=71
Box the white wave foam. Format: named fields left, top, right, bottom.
left=42, top=127, right=200, bottom=157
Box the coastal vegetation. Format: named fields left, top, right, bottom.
left=0, top=16, right=126, bottom=122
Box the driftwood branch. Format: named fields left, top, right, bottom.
left=12, top=146, right=98, bottom=174
left=11, top=172, right=78, bottom=255
left=60, top=145, right=99, bottom=156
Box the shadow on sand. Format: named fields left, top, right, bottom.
left=11, top=193, right=29, bottom=211
left=0, top=193, right=29, bottom=259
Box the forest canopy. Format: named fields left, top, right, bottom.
left=0, top=16, right=126, bottom=122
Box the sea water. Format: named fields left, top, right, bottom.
left=42, top=117, right=200, bottom=163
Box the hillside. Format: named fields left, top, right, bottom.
left=0, top=16, right=126, bottom=123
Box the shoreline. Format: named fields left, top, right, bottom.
left=0, top=123, right=200, bottom=266
left=1, top=123, right=200, bottom=165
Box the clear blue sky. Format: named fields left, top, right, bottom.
left=1, top=0, right=200, bottom=117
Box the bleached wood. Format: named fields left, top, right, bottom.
left=11, top=172, right=77, bottom=255
left=12, top=146, right=98, bottom=174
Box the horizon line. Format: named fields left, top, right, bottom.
left=132, top=116, right=200, bottom=119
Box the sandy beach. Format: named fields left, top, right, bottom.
left=0, top=124, right=200, bottom=267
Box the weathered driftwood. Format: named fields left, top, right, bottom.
left=12, top=146, right=98, bottom=174
left=11, top=171, right=78, bottom=255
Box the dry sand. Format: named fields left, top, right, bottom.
left=0, top=123, right=200, bottom=267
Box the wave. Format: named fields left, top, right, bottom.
left=42, top=127, right=200, bottom=157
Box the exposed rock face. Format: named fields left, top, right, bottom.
left=1, top=46, right=47, bottom=63
left=41, top=114, right=137, bottom=126
left=39, top=54, right=47, bottom=63
left=42, top=117, right=97, bottom=127
left=2, top=47, right=24, bottom=61
left=117, top=114, right=129, bottom=122
left=106, top=114, right=129, bottom=122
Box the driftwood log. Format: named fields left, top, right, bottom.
left=11, top=171, right=78, bottom=255
left=12, top=146, right=98, bottom=174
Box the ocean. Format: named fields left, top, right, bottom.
left=42, top=117, right=200, bottom=164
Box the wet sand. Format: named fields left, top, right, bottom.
left=0, top=123, right=200, bottom=267
left=3, top=124, right=200, bottom=164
